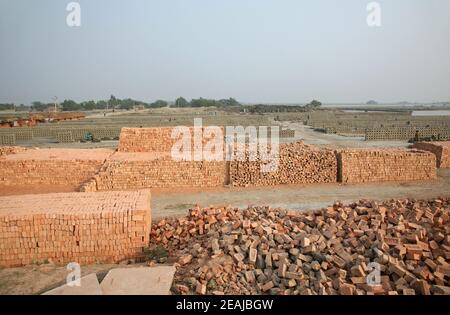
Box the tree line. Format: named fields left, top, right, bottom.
left=1, top=96, right=242, bottom=112
left=1, top=97, right=322, bottom=112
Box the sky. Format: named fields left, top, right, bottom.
left=0, top=0, right=449, bottom=105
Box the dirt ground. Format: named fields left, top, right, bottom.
left=151, top=169, right=450, bottom=219
left=0, top=262, right=147, bottom=295
left=279, top=121, right=410, bottom=149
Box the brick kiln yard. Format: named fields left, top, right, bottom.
left=0, top=127, right=449, bottom=295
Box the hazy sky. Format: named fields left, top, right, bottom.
left=0, top=0, right=449, bottom=104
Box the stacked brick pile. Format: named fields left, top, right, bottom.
left=118, top=127, right=224, bottom=153
left=0, top=190, right=151, bottom=267
left=413, top=142, right=450, bottom=168
left=337, top=149, right=436, bottom=183
left=230, top=141, right=337, bottom=186
left=151, top=198, right=450, bottom=295
left=81, top=152, right=227, bottom=192
left=0, top=149, right=113, bottom=189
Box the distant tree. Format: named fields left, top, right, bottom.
left=310, top=100, right=322, bottom=107
left=109, top=95, right=119, bottom=110
left=174, top=97, right=189, bottom=107
left=305, top=100, right=322, bottom=109
left=119, top=98, right=136, bottom=110
left=31, top=101, right=47, bottom=112
left=61, top=99, right=81, bottom=111
left=16, top=104, right=30, bottom=112
left=96, top=100, right=107, bottom=109
left=367, top=100, right=378, bottom=105
left=190, top=98, right=219, bottom=107
left=149, top=100, right=168, bottom=108
left=81, top=100, right=96, bottom=110
left=218, top=98, right=240, bottom=107
left=0, top=103, right=14, bottom=111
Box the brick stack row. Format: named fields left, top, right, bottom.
left=0, top=148, right=113, bottom=189
left=81, top=152, right=227, bottom=191
left=0, top=190, right=151, bottom=267
left=118, top=127, right=225, bottom=153
left=413, top=141, right=450, bottom=168
left=337, top=149, right=436, bottom=183
left=229, top=141, right=337, bottom=186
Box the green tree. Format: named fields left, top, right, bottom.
left=16, top=104, right=30, bottom=112
left=190, top=98, right=218, bottom=107
left=109, top=95, right=119, bottom=110
left=96, top=100, right=107, bottom=109
left=306, top=100, right=322, bottom=109
left=0, top=103, right=14, bottom=111
left=82, top=100, right=96, bottom=110
left=149, top=100, right=168, bottom=108
left=61, top=99, right=81, bottom=111
left=218, top=98, right=240, bottom=107
left=119, top=98, right=136, bottom=110
left=174, top=97, right=189, bottom=107
left=31, top=101, right=47, bottom=112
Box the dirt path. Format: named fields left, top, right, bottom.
left=279, top=121, right=410, bottom=149
left=151, top=169, right=450, bottom=219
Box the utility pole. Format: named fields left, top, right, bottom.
left=52, top=96, right=58, bottom=112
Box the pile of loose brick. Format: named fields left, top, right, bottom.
left=152, top=198, right=450, bottom=295
left=337, top=149, right=436, bottom=183
left=0, top=148, right=113, bottom=189
left=0, top=146, right=28, bottom=157
left=0, top=190, right=151, bottom=267
left=230, top=142, right=337, bottom=186
left=413, top=141, right=450, bottom=168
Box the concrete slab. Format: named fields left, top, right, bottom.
left=42, top=273, right=102, bottom=295
left=100, top=266, right=175, bottom=295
